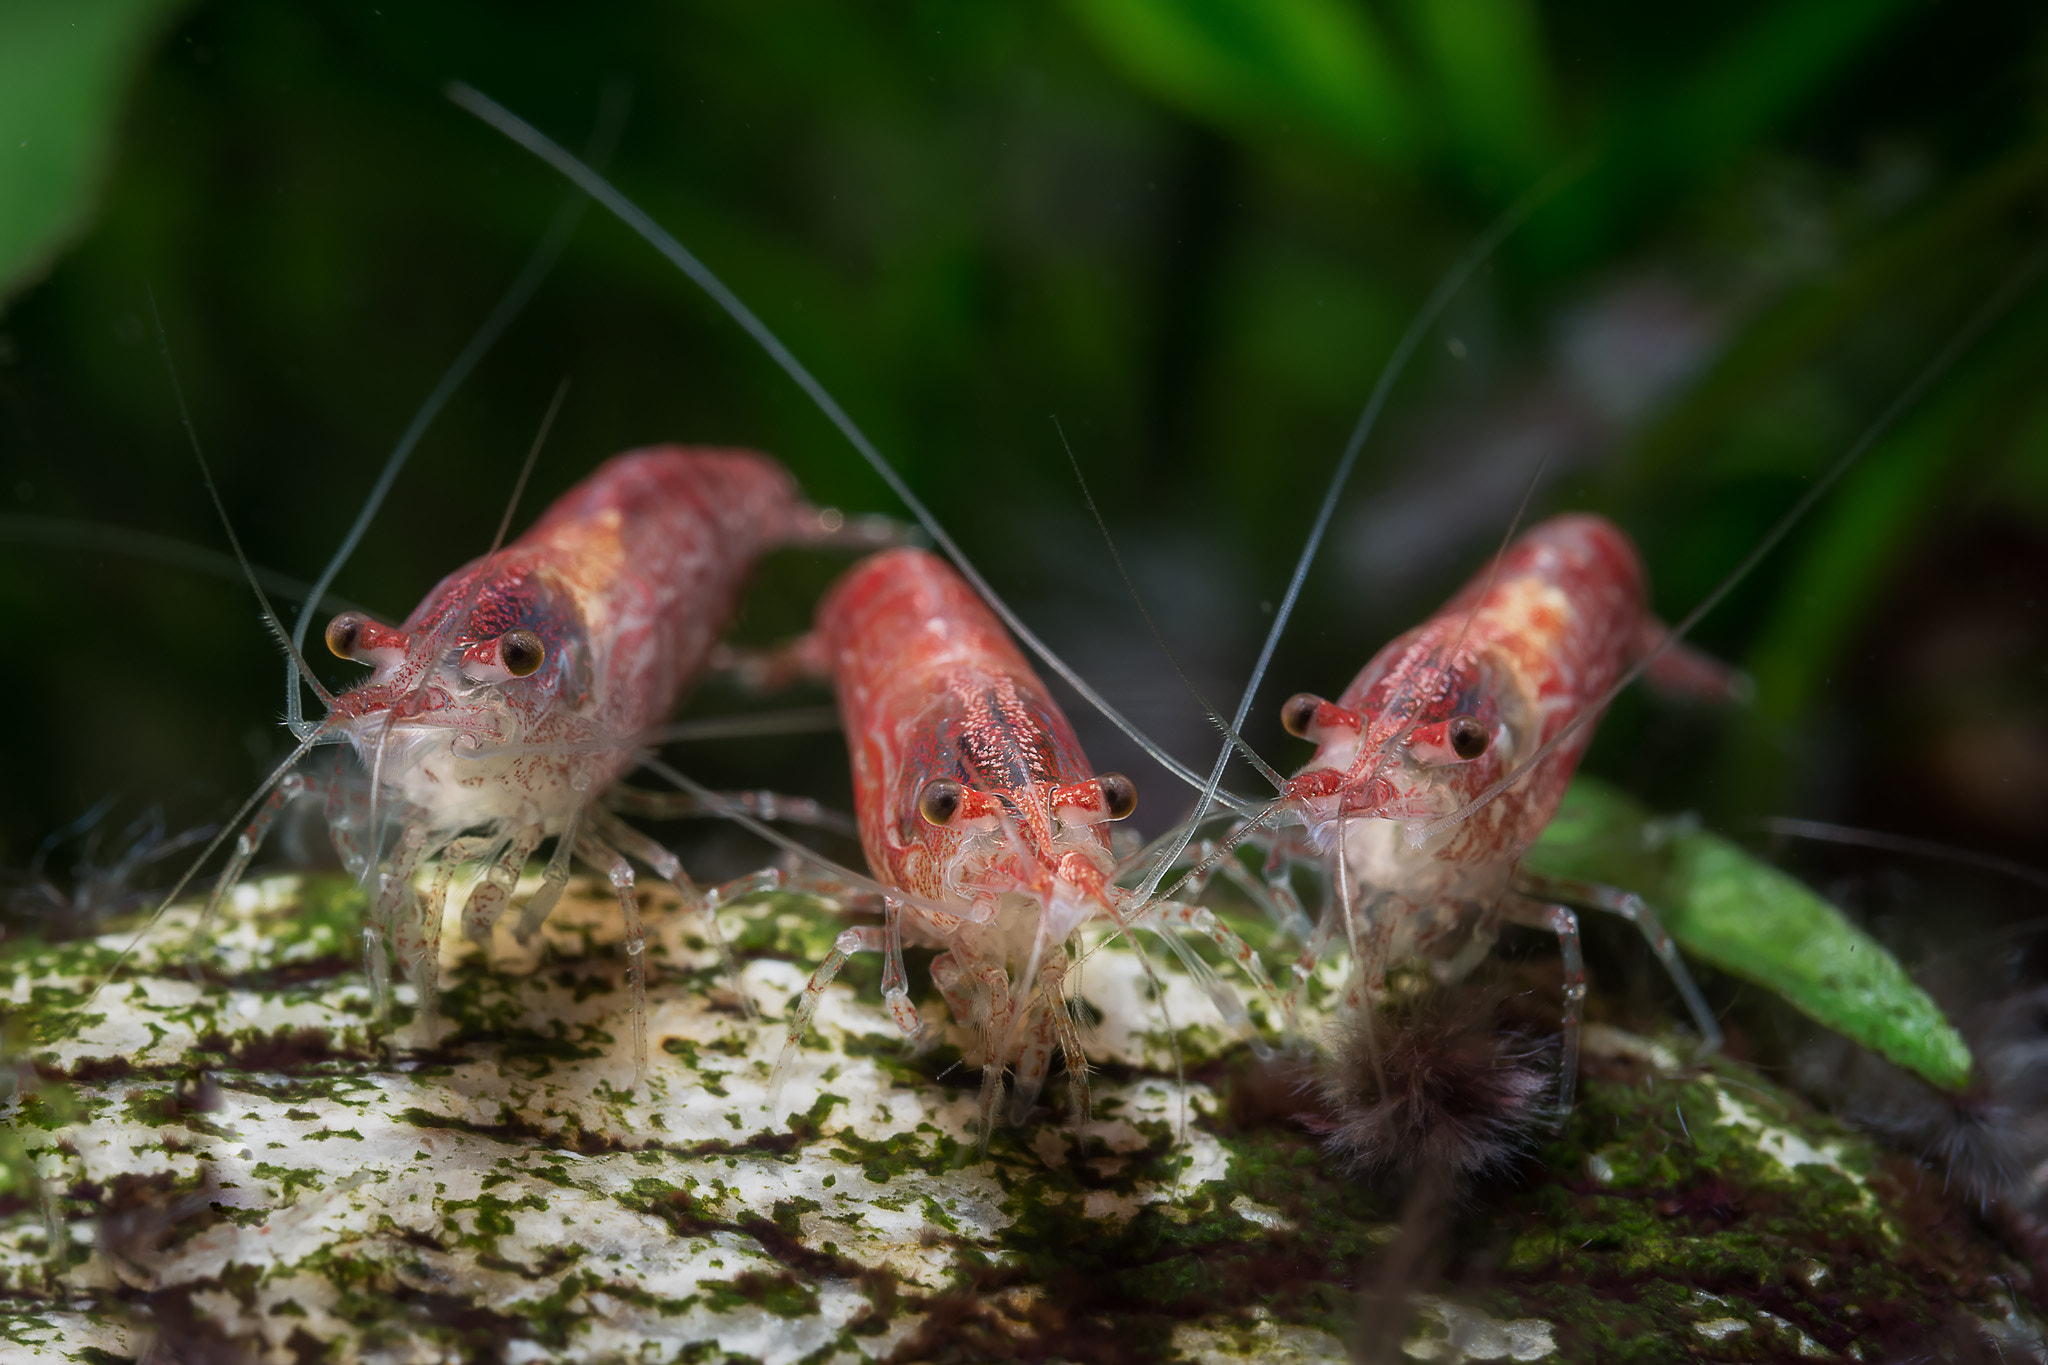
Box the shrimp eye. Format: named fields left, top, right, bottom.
left=1448, top=716, right=1489, bottom=761
left=1281, top=693, right=1324, bottom=740
left=499, top=629, right=546, bottom=678
left=1097, top=772, right=1137, bottom=821
left=325, top=612, right=366, bottom=661
left=918, top=778, right=964, bottom=826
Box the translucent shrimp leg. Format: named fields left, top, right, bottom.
left=186, top=772, right=312, bottom=974
left=927, top=948, right=1016, bottom=1135
left=772, top=923, right=887, bottom=1084
left=573, top=830, right=653, bottom=1086
left=605, top=785, right=858, bottom=839
left=322, top=770, right=376, bottom=880
left=1213, top=843, right=1315, bottom=942
left=1127, top=898, right=1290, bottom=1026
left=368, top=822, right=429, bottom=1021
left=1008, top=954, right=1083, bottom=1124
left=1516, top=872, right=1723, bottom=1053
left=1280, top=887, right=1350, bottom=1019
left=405, top=844, right=492, bottom=1036
left=513, top=803, right=586, bottom=944
left=877, top=896, right=920, bottom=1037
left=927, top=949, right=979, bottom=1026
left=972, top=963, right=1017, bottom=1141
left=1045, top=957, right=1092, bottom=1126
left=707, top=636, right=830, bottom=693
left=1502, top=895, right=1586, bottom=1115
left=461, top=826, right=542, bottom=944
left=582, top=807, right=752, bottom=1011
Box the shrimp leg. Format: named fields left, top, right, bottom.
left=574, top=830, right=652, bottom=1086
left=583, top=806, right=755, bottom=1016
left=368, top=822, right=430, bottom=1021
left=404, top=845, right=483, bottom=1038
left=1008, top=954, right=1085, bottom=1124
left=186, top=772, right=312, bottom=975
left=1129, top=899, right=1289, bottom=1023
left=1502, top=895, right=1586, bottom=1116
left=513, top=804, right=586, bottom=944
left=928, top=949, right=979, bottom=1026
left=1045, top=956, right=1092, bottom=1126
left=707, top=634, right=829, bottom=692
left=972, top=964, right=1016, bottom=1141
left=1516, top=871, right=1722, bottom=1053
left=1215, top=849, right=1315, bottom=943
left=1174, top=837, right=1315, bottom=942
left=606, top=785, right=858, bottom=839
left=460, top=825, right=542, bottom=944
left=773, top=923, right=887, bottom=1083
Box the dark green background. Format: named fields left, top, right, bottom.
left=2, top=0, right=2044, bottom=907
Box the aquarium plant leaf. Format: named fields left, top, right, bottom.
left=1067, top=0, right=1415, bottom=167
left=0, top=0, right=183, bottom=301
left=1527, top=776, right=1973, bottom=1092
left=1395, top=0, right=1559, bottom=190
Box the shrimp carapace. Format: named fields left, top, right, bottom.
left=201, top=445, right=853, bottom=1083
left=327, top=448, right=804, bottom=828
left=1275, top=514, right=1726, bottom=1126
left=778, top=547, right=1277, bottom=1138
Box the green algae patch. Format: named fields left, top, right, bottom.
left=1467, top=1052, right=2003, bottom=1362
left=4, top=870, right=2034, bottom=1362
left=702, top=1270, right=820, bottom=1320
left=1528, top=776, right=1972, bottom=1091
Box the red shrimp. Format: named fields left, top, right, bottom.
left=773, top=547, right=1281, bottom=1135
left=202, top=446, right=847, bottom=1080
left=1269, top=513, right=1732, bottom=1114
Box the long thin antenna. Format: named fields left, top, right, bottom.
left=1320, top=451, right=1556, bottom=827
left=0, top=515, right=373, bottom=614
left=1443, top=450, right=1553, bottom=664
left=1226, top=154, right=1596, bottom=762
left=1136, top=156, right=1594, bottom=901
left=491, top=377, right=572, bottom=555
left=1417, top=237, right=2048, bottom=846
left=651, top=708, right=842, bottom=742
left=361, top=375, right=573, bottom=862
left=1761, top=817, right=2048, bottom=895
left=147, top=290, right=336, bottom=712
left=447, top=82, right=1255, bottom=816
left=1051, top=416, right=1285, bottom=792
left=287, top=81, right=631, bottom=720
left=637, top=755, right=963, bottom=920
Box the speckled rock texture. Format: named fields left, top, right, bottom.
left=1, top=873, right=2040, bottom=1362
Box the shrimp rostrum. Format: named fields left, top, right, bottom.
left=202, top=446, right=858, bottom=1080
left=1261, top=514, right=1733, bottom=1125
left=776, top=547, right=1284, bottom=1137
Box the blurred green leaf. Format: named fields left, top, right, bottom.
left=1649, top=0, right=1913, bottom=176
left=1549, top=0, right=1921, bottom=261
left=1397, top=0, right=1558, bottom=189
left=0, top=0, right=183, bottom=300
left=1718, top=301, right=2048, bottom=811
left=1067, top=0, right=1416, bottom=166
left=1528, top=777, right=1973, bottom=1092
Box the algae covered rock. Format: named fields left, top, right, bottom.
left=0, top=873, right=2038, bottom=1362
